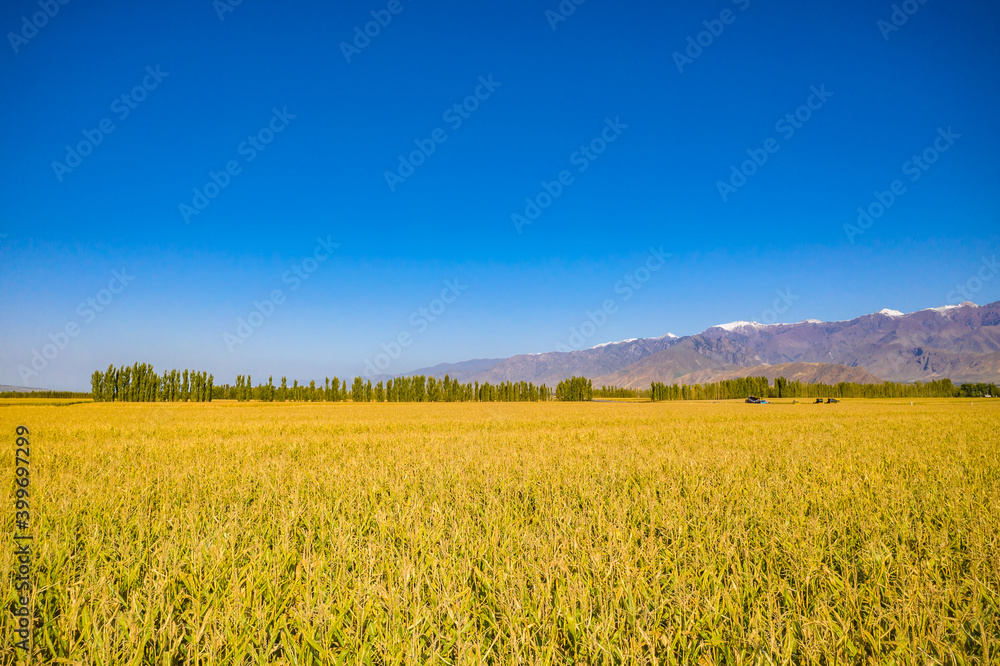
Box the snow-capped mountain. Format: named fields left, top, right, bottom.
left=405, top=301, right=999, bottom=386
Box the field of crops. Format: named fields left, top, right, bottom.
left=2, top=399, right=998, bottom=664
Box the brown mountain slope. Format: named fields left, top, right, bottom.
left=672, top=362, right=884, bottom=386
left=404, top=300, right=1000, bottom=386
left=685, top=301, right=1000, bottom=383
left=590, top=339, right=735, bottom=387
left=594, top=301, right=999, bottom=387
left=416, top=335, right=683, bottom=386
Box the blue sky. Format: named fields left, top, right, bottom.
left=1, top=0, right=997, bottom=389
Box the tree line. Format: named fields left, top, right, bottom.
left=555, top=377, right=593, bottom=401
left=650, top=377, right=981, bottom=401
left=89, top=365, right=567, bottom=403
left=91, top=364, right=213, bottom=402
left=230, top=374, right=556, bottom=403
left=594, top=385, right=643, bottom=399
left=958, top=383, right=999, bottom=398
left=84, top=365, right=1000, bottom=403
left=0, top=390, right=90, bottom=399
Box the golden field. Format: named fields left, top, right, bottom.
left=1, top=399, right=998, bottom=664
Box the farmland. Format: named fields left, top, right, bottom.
left=2, top=399, right=998, bottom=663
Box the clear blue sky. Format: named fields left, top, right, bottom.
left=1, top=0, right=997, bottom=390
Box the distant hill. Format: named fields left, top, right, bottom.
left=0, top=385, right=49, bottom=393
left=399, top=358, right=505, bottom=383
left=409, top=335, right=682, bottom=386
left=670, top=362, right=884, bottom=386
left=587, top=339, right=729, bottom=388
left=400, top=300, right=999, bottom=387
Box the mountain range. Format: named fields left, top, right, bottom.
left=403, top=300, right=1000, bottom=388
left=0, top=385, right=49, bottom=393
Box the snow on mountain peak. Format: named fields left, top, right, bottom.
left=588, top=333, right=678, bottom=350
left=589, top=338, right=637, bottom=349
left=875, top=303, right=978, bottom=318
left=713, top=321, right=763, bottom=332
left=925, top=302, right=977, bottom=314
